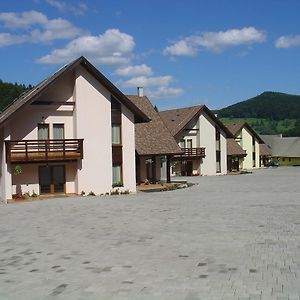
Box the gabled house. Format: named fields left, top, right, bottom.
left=227, top=138, right=247, bottom=172
left=0, top=56, right=149, bottom=202
left=159, top=105, right=233, bottom=176
left=225, top=123, right=264, bottom=170
left=127, top=91, right=182, bottom=183
left=261, top=135, right=300, bottom=166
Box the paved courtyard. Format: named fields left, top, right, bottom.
left=1, top=167, right=300, bottom=300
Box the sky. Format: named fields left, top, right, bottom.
left=1, top=0, right=300, bottom=110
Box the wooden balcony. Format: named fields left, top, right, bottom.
left=173, top=147, right=206, bottom=160
left=5, top=139, right=83, bottom=163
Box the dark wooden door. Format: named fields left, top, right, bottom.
left=39, top=165, right=65, bottom=194
left=186, top=161, right=193, bottom=176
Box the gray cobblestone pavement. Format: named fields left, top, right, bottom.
left=0, top=167, right=300, bottom=299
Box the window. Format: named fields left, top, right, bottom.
left=215, top=127, right=221, bottom=151
left=215, top=127, right=221, bottom=172
left=111, top=96, right=123, bottom=186
left=187, top=139, right=193, bottom=148
left=112, top=164, right=122, bottom=184
left=112, top=123, right=121, bottom=144
left=53, top=124, right=64, bottom=140
left=216, top=151, right=221, bottom=173
left=38, top=124, right=49, bottom=140
left=252, top=152, right=256, bottom=167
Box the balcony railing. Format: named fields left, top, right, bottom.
left=173, top=147, right=206, bottom=159
left=5, top=139, right=83, bottom=163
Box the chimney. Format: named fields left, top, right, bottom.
left=137, top=87, right=144, bottom=97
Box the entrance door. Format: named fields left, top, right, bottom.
left=186, top=161, right=193, bottom=176
left=39, top=166, right=65, bottom=194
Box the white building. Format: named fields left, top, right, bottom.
left=159, top=106, right=232, bottom=176
left=0, top=56, right=149, bottom=202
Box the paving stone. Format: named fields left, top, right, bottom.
left=0, top=168, right=300, bottom=299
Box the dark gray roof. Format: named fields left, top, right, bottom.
left=0, top=56, right=149, bottom=127
left=127, top=95, right=182, bottom=156
left=260, top=135, right=300, bottom=157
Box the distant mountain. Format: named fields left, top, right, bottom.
left=217, top=91, right=300, bottom=120
left=0, top=80, right=32, bottom=112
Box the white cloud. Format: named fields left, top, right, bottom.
left=148, top=86, right=184, bottom=99
left=46, top=0, right=88, bottom=16
left=37, top=29, right=135, bottom=65
left=0, top=10, right=47, bottom=29
left=275, top=35, right=300, bottom=48
left=114, top=64, right=153, bottom=77
left=0, top=33, right=27, bottom=47
left=163, top=40, right=197, bottom=56
left=122, top=75, right=174, bottom=88
left=31, top=18, right=82, bottom=42
left=0, top=11, right=82, bottom=46
left=164, top=27, right=266, bottom=56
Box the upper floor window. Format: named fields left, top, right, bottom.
left=53, top=124, right=64, bottom=140
left=215, top=127, right=221, bottom=151
left=112, top=124, right=121, bottom=145
left=38, top=124, right=49, bottom=140
left=186, top=139, right=193, bottom=148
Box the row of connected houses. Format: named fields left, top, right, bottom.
left=0, top=57, right=269, bottom=202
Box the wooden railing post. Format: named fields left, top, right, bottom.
left=63, top=140, right=66, bottom=159
left=45, top=140, right=48, bottom=161
left=25, top=141, right=28, bottom=161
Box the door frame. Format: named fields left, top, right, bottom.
left=38, top=165, right=66, bottom=194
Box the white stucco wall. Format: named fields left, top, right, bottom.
left=0, top=125, right=12, bottom=201
left=121, top=105, right=136, bottom=192
left=74, top=66, right=113, bottom=195
left=10, top=75, right=75, bottom=141
left=199, top=113, right=217, bottom=175
left=177, top=118, right=199, bottom=148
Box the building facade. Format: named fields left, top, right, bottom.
left=0, top=57, right=148, bottom=202
left=225, top=123, right=263, bottom=170
left=160, top=106, right=232, bottom=176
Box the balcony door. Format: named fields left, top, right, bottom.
left=39, top=165, right=65, bottom=194
left=38, top=124, right=49, bottom=140
left=38, top=124, right=49, bottom=151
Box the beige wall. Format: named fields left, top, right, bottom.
left=177, top=118, right=199, bottom=148
left=74, top=66, right=112, bottom=194
left=0, top=126, right=13, bottom=202
left=11, top=75, right=75, bottom=141
left=175, top=112, right=227, bottom=176
left=199, top=112, right=227, bottom=175
left=239, top=128, right=260, bottom=169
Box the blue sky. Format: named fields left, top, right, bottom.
left=1, top=0, right=300, bottom=110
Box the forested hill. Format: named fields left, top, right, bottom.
left=217, top=92, right=300, bottom=120
left=0, top=80, right=32, bottom=112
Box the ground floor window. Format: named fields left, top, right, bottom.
left=112, top=164, right=122, bottom=185
left=216, top=151, right=221, bottom=173
left=252, top=152, right=256, bottom=167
